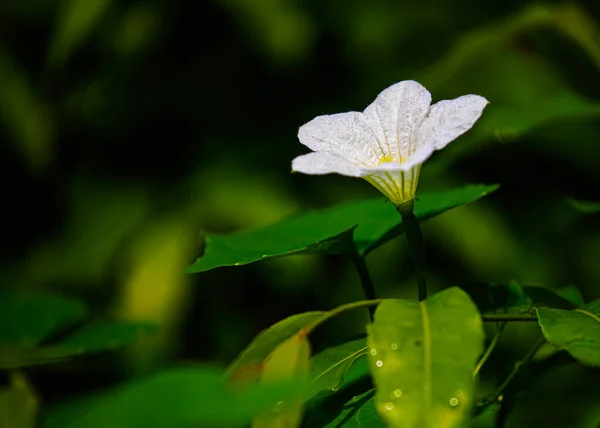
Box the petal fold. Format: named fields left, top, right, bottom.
left=416, top=95, right=489, bottom=150
left=291, top=152, right=362, bottom=177
left=363, top=80, right=432, bottom=161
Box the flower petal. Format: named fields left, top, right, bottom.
left=416, top=95, right=488, bottom=150
left=363, top=80, right=432, bottom=161
left=292, top=152, right=363, bottom=177
left=298, top=112, right=382, bottom=168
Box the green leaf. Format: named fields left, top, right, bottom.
left=252, top=334, right=310, bottom=428
left=43, top=367, right=307, bottom=428
left=307, top=339, right=369, bottom=402
left=522, top=284, right=584, bottom=309
left=536, top=298, right=600, bottom=367
left=0, top=291, right=87, bottom=347
left=186, top=184, right=499, bottom=273
left=226, top=312, right=325, bottom=379
left=566, top=197, right=600, bottom=214
left=367, top=287, right=485, bottom=428
left=47, top=0, right=113, bottom=68
left=54, top=321, right=156, bottom=352
left=0, top=372, right=38, bottom=428
left=472, top=402, right=500, bottom=428
left=0, top=322, right=157, bottom=369
left=460, top=281, right=532, bottom=314
left=324, top=390, right=382, bottom=428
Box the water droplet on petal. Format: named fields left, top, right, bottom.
left=370, top=348, right=378, bottom=356
left=393, top=389, right=403, bottom=398
left=390, top=343, right=398, bottom=351
left=449, top=397, right=459, bottom=407
left=384, top=402, right=394, bottom=411
left=376, top=360, right=383, bottom=368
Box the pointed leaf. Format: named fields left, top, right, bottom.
left=536, top=298, right=600, bottom=367
left=252, top=333, right=311, bottom=428
left=324, top=390, right=382, bottom=427
left=307, top=338, right=369, bottom=402
left=43, top=367, right=307, bottom=428
left=226, top=312, right=324, bottom=379
left=0, top=291, right=87, bottom=347
left=367, top=287, right=485, bottom=428
left=186, top=184, right=499, bottom=273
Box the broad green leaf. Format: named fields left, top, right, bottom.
left=43, top=367, right=307, bottom=428
left=226, top=312, right=325, bottom=379
left=536, top=298, right=600, bottom=367
left=0, top=291, right=87, bottom=347
left=252, top=334, right=310, bottom=428
left=367, top=287, right=485, bottom=428
left=566, top=198, right=600, bottom=214
left=324, top=390, right=382, bottom=428
left=0, top=322, right=156, bottom=369
left=307, top=338, right=369, bottom=402
left=186, top=184, right=498, bottom=273
left=0, top=372, right=38, bottom=428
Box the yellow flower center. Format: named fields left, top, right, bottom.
left=379, top=155, right=406, bottom=164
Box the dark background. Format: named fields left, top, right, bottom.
left=1, top=0, right=600, bottom=426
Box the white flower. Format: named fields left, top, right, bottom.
left=292, top=80, right=488, bottom=205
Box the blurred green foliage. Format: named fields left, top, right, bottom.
left=1, top=0, right=600, bottom=426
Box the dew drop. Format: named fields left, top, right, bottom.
left=384, top=402, right=394, bottom=411
left=390, top=343, right=398, bottom=351
left=370, top=348, right=378, bottom=356
left=393, top=389, right=403, bottom=398
left=276, top=401, right=284, bottom=406
left=376, top=360, right=383, bottom=368
left=449, top=397, right=459, bottom=407
left=234, top=262, right=240, bottom=266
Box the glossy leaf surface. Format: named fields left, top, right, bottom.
left=367, top=287, right=485, bottom=427
left=187, top=184, right=498, bottom=273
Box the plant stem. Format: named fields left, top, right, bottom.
left=489, top=336, right=546, bottom=400
left=303, top=299, right=385, bottom=336
left=474, top=322, right=506, bottom=376
left=396, top=200, right=427, bottom=301
left=481, top=314, right=538, bottom=322
left=353, top=257, right=377, bottom=320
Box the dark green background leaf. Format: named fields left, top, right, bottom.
left=43, top=367, right=307, bottom=428
left=186, top=184, right=499, bottom=273
left=323, top=390, right=382, bottom=428
left=307, top=338, right=369, bottom=402
left=0, top=291, right=87, bottom=347
left=536, top=298, right=600, bottom=367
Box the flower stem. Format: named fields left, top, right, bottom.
left=474, top=322, right=506, bottom=376
left=352, top=257, right=377, bottom=320
left=304, top=299, right=384, bottom=336
left=481, top=314, right=538, bottom=322
left=488, top=336, right=546, bottom=401
left=396, top=200, right=427, bottom=301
